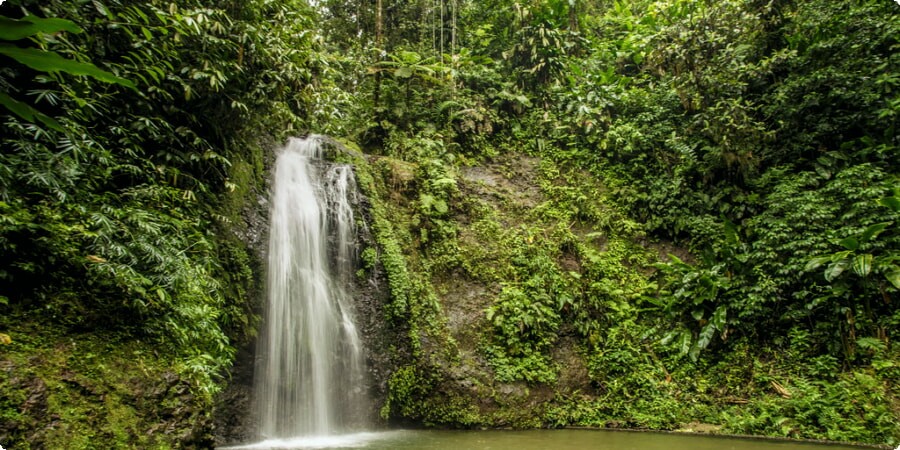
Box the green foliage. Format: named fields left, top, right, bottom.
left=504, top=2, right=586, bottom=90
left=722, top=370, right=898, bottom=445
left=1, top=0, right=898, bottom=443
left=0, top=322, right=212, bottom=448
left=0, top=0, right=326, bottom=403
left=653, top=253, right=730, bottom=361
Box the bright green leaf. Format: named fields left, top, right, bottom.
left=851, top=254, right=873, bottom=277
left=660, top=329, right=679, bottom=346
left=805, top=256, right=832, bottom=272
left=825, top=259, right=850, bottom=282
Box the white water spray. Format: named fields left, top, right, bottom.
left=254, top=135, right=367, bottom=439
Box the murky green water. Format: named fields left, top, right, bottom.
left=221, top=429, right=874, bottom=450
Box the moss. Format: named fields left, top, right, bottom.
left=0, top=321, right=209, bottom=448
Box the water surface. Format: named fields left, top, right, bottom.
left=221, top=429, right=873, bottom=450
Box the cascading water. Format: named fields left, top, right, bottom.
left=254, top=135, right=368, bottom=440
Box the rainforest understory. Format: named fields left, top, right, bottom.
left=0, top=0, right=898, bottom=448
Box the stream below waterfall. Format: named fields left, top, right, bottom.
left=220, top=429, right=876, bottom=450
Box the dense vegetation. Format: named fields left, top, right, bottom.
left=1, top=0, right=898, bottom=448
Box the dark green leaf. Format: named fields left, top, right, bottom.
left=0, top=91, right=63, bottom=131
left=723, top=219, right=739, bottom=245
left=0, top=16, right=82, bottom=41
left=879, top=196, right=900, bottom=212
left=860, top=222, right=890, bottom=243
left=838, top=237, right=859, bottom=251
left=0, top=44, right=136, bottom=90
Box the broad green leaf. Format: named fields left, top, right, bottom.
left=711, top=305, right=727, bottom=330
left=804, top=256, right=832, bottom=272
left=0, top=16, right=82, bottom=41
left=825, top=259, right=850, bottom=282
left=838, top=236, right=859, bottom=251
left=0, top=91, right=63, bottom=131
left=886, top=267, right=900, bottom=289
left=697, top=322, right=716, bottom=349
left=679, top=330, right=692, bottom=355
left=860, top=222, right=890, bottom=243
left=0, top=44, right=136, bottom=89
left=879, top=196, right=900, bottom=212
left=851, top=254, right=872, bottom=277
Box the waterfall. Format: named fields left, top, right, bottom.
left=254, top=135, right=368, bottom=439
